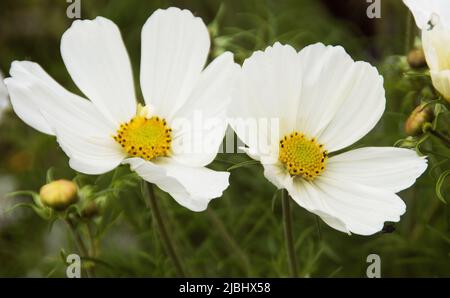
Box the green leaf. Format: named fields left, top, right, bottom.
left=435, top=170, right=450, bottom=204
left=227, top=160, right=260, bottom=171
left=429, top=159, right=450, bottom=179
left=60, top=249, right=67, bottom=263
left=271, top=189, right=280, bottom=213
left=328, top=266, right=343, bottom=277
left=5, top=202, right=36, bottom=214
left=415, top=134, right=430, bottom=156
left=6, top=190, right=36, bottom=199
left=46, top=167, right=55, bottom=183
left=403, top=71, right=429, bottom=78
left=45, top=265, right=59, bottom=278
left=5, top=190, right=43, bottom=207
left=5, top=202, right=51, bottom=220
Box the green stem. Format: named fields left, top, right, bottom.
left=86, top=222, right=98, bottom=276
left=405, top=10, right=414, bottom=54
left=142, top=181, right=186, bottom=277
left=65, top=218, right=94, bottom=278
left=207, top=209, right=252, bottom=275
left=87, top=222, right=97, bottom=257
left=429, top=130, right=450, bottom=148
left=411, top=196, right=441, bottom=241
left=281, top=189, right=298, bottom=277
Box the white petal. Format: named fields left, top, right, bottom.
left=229, top=43, right=303, bottom=160
left=61, top=17, right=136, bottom=124
left=310, top=209, right=350, bottom=234
left=170, top=52, right=238, bottom=167
left=263, top=163, right=350, bottom=233
left=264, top=160, right=408, bottom=235
left=264, top=163, right=327, bottom=212
left=422, top=25, right=450, bottom=100
left=403, top=0, right=450, bottom=29
left=294, top=43, right=353, bottom=139
left=5, top=66, right=53, bottom=135
left=263, top=163, right=291, bottom=190
left=232, top=43, right=303, bottom=134
left=430, top=70, right=450, bottom=100
left=327, top=147, right=427, bottom=193
left=298, top=44, right=385, bottom=152
left=124, top=157, right=229, bottom=212
left=311, top=175, right=406, bottom=235
left=5, top=61, right=125, bottom=175
left=59, top=134, right=125, bottom=175
left=422, top=24, right=450, bottom=71
left=140, top=7, right=210, bottom=120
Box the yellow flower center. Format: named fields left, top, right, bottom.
left=279, top=132, right=328, bottom=181
left=113, top=113, right=172, bottom=161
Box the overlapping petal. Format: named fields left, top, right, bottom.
left=263, top=146, right=426, bottom=235
left=170, top=52, right=238, bottom=167
left=124, top=157, right=229, bottom=211
left=230, top=43, right=303, bottom=159
left=230, top=43, right=385, bottom=159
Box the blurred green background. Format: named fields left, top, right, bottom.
left=0, top=0, right=449, bottom=277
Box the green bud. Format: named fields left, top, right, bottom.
left=81, top=201, right=100, bottom=219
left=407, top=48, right=427, bottom=69
left=405, top=104, right=434, bottom=136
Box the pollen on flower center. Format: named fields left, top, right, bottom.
left=279, top=132, right=328, bottom=181
left=113, top=114, right=172, bottom=161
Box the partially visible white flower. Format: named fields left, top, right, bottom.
left=230, top=43, right=428, bottom=236
left=0, top=70, right=10, bottom=121
left=403, top=0, right=450, bottom=29
left=422, top=21, right=450, bottom=102
left=5, top=8, right=238, bottom=211
left=404, top=0, right=450, bottom=102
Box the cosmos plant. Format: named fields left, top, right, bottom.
left=1, top=3, right=448, bottom=277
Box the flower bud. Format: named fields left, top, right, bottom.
left=81, top=201, right=100, bottom=219
left=399, top=136, right=417, bottom=148
left=405, top=104, right=434, bottom=136
left=39, top=179, right=78, bottom=210
left=407, top=48, right=427, bottom=69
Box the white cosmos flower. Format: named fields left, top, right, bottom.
left=230, top=43, right=428, bottom=235
left=403, top=0, right=450, bottom=29
left=422, top=20, right=450, bottom=102
left=403, top=0, right=450, bottom=102
left=0, top=70, right=10, bottom=121
left=5, top=7, right=238, bottom=212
